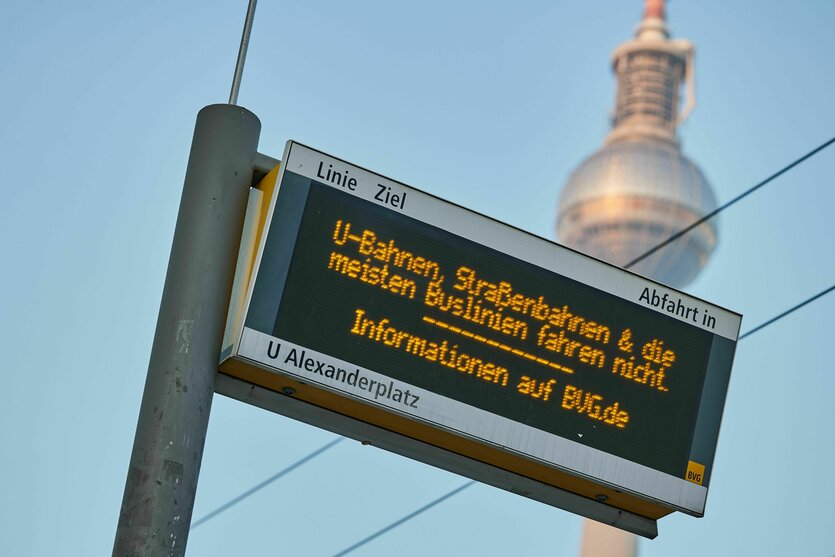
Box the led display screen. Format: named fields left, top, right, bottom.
left=223, top=142, right=740, bottom=518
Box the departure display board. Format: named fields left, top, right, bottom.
left=220, top=142, right=740, bottom=527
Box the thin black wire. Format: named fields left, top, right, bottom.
left=329, top=283, right=835, bottom=555
left=739, top=283, right=835, bottom=339
left=191, top=437, right=344, bottom=529
left=332, top=481, right=476, bottom=557
left=624, top=136, right=835, bottom=269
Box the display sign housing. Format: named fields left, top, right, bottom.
left=218, top=141, right=740, bottom=538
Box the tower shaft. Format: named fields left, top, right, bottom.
left=606, top=2, right=693, bottom=145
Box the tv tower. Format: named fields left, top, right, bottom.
left=557, top=0, right=717, bottom=288
left=557, top=1, right=718, bottom=555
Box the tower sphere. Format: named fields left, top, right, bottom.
left=556, top=0, right=717, bottom=288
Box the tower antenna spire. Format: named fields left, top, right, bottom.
left=643, top=0, right=666, bottom=21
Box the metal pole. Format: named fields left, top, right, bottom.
left=229, top=0, right=258, bottom=105
left=114, top=104, right=261, bottom=556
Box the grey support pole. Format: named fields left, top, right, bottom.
left=114, top=104, right=260, bottom=556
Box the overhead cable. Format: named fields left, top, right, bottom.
left=625, top=135, right=835, bottom=269
left=332, top=481, right=476, bottom=557
left=739, top=283, right=835, bottom=339
left=191, top=437, right=344, bottom=529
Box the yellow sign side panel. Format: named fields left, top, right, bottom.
left=251, top=164, right=281, bottom=280
left=221, top=164, right=281, bottom=357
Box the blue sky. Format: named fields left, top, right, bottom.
left=1, top=1, right=834, bottom=555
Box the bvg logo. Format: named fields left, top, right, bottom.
left=686, top=461, right=706, bottom=486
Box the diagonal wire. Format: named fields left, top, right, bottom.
left=191, top=437, right=344, bottom=529
left=330, top=282, right=835, bottom=554
left=739, top=283, right=835, bottom=339
left=624, top=135, right=835, bottom=269
left=332, top=480, right=477, bottom=557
